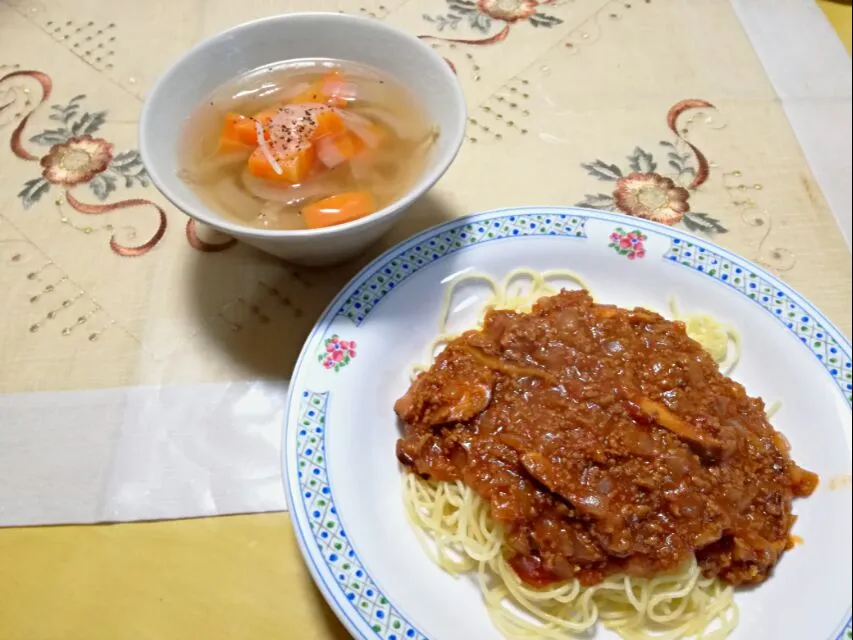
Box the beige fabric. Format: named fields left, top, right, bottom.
left=0, top=2, right=851, bottom=638
left=1, top=0, right=850, bottom=399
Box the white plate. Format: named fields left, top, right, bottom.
left=283, top=207, right=852, bottom=640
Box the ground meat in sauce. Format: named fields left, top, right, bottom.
left=395, top=290, right=818, bottom=588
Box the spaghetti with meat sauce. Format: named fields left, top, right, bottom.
left=395, top=287, right=817, bottom=637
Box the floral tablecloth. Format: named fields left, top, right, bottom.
left=0, top=0, right=850, bottom=527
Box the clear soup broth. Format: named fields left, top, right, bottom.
left=179, top=58, right=435, bottom=230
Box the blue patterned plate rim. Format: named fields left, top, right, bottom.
left=282, top=206, right=852, bottom=640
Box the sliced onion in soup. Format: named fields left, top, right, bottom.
left=241, top=169, right=337, bottom=206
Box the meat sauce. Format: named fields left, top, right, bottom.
left=395, top=291, right=817, bottom=588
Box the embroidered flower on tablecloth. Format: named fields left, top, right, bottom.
left=17, top=94, right=149, bottom=208
left=577, top=148, right=726, bottom=235
left=40, top=134, right=113, bottom=186
left=3, top=69, right=232, bottom=256
left=612, top=171, right=690, bottom=225
left=319, top=335, right=358, bottom=372
left=576, top=100, right=728, bottom=236
left=423, top=0, right=562, bottom=34
left=1, top=76, right=169, bottom=257
left=477, top=0, right=538, bottom=22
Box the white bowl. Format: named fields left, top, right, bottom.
left=139, top=12, right=466, bottom=266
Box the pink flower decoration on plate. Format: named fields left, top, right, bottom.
left=318, top=335, right=358, bottom=372
left=608, top=227, right=648, bottom=260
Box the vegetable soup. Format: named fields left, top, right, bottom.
left=179, top=58, right=436, bottom=230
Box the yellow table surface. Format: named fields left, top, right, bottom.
left=822, top=0, right=852, bottom=54
left=1, top=4, right=850, bottom=640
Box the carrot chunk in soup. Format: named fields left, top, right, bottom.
left=302, top=191, right=376, bottom=228
left=247, top=144, right=316, bottom=184
left=219, top=113, right=258, bottom=151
